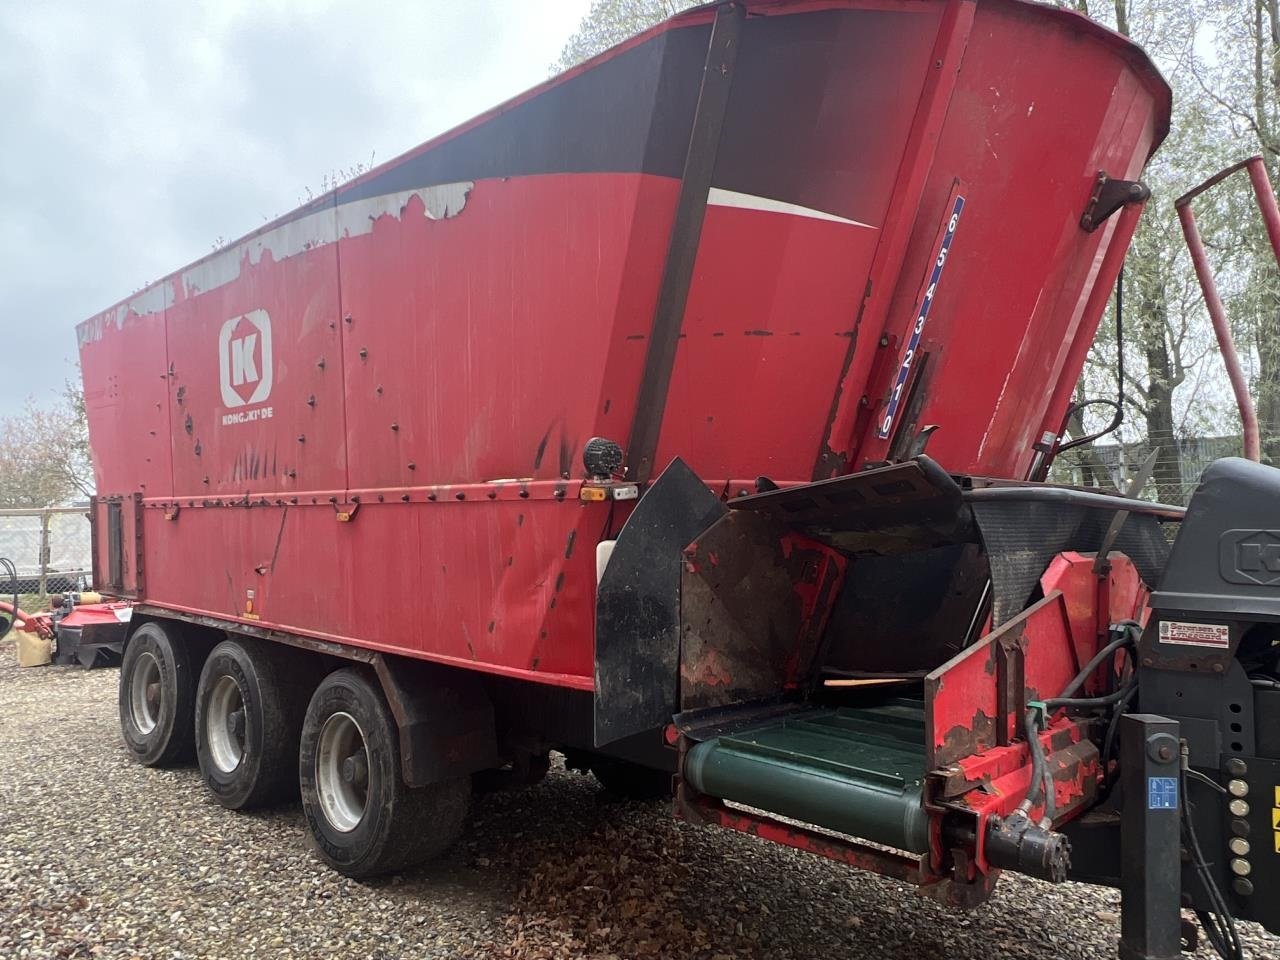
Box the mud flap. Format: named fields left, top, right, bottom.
left=594, top=458, right=726, bottom=747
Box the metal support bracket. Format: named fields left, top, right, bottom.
left=624, top=1, right=743, bottom=485
left=1118, top=714, right=1183, bottom=960
left=1080, top=171, right=1150, bottom=232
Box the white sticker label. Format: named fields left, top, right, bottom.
left=1158, top=620, right=1230, bottom=649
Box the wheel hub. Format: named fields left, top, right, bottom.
left=341, top=752, right=368, bottom=786
left=129, top=652, right=162, bottom=735
left=205, top=675, right=247, bottom=773
left=316, top=711, right=370, bottom=833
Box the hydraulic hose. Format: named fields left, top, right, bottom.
left=1018, top=623, right=1141, bottom=818
left=1181, top=756, right=1245, bottom=960
left=1044, top=684, right=1137, bottom=713
left=1057, top=622, right=1139, bottom=700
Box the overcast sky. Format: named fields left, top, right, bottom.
left=0, top=0, right=591, bottom=414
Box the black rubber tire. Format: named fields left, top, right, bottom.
left=118, top=621, right=197, bottom=767
left=299, top=668, right=469, bottom=877
left=195, top=639, right=309, bottom=810
left=591, top=757, right=673, bottom=800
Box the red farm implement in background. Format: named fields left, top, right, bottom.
left=74, top=2, right=1277, bottom=958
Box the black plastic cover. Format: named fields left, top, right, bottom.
left=1151, top=457, right=1280, bottom=620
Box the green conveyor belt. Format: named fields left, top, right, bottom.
left=683, top=700, right=931, bottom=853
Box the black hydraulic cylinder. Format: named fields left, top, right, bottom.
left=1118, top=714, right=1183, bottom=960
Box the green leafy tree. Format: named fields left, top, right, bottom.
left=1055, top=0, right=1247, bottom=502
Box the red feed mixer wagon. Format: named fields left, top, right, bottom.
left=76, top=1, right=1279, bottom=956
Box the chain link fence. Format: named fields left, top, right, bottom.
left=0, top=505, right=93, bottom=598
left=1050, top=435, right=1249, bottom=506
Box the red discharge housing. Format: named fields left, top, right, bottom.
left=77, top=0, right=1169, bottom=690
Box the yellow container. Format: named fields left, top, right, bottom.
left=15, top=632, right=52, bottom=667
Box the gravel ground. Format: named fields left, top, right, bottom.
left=1, top=642, right=1276, bottom=960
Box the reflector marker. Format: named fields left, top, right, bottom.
left=706, top=188, right=874, bottom=228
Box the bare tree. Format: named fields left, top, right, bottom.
left=0, top=387, right=93, bottom=508
left=554, top=0, right=696, bottom=72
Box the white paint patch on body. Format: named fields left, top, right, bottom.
left=706, top=187, right=874, bottom=228
left=80, top=181, right=475, bottom=343
left=182, top=181, right=475, bottom=298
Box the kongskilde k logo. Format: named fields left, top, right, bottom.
left=1220, top=529, right=1280, bottom=586
left=218, top=310, right=273, bottom=409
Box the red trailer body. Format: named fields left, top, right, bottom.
left=78, top=0, right=1167, bottom=693
left=78, top=3, right=1280, bottom=947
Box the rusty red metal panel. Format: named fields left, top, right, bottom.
left=678, top=515, right=846, bottom=710
left=926, top=593, right=1067, bottom=768
left=925, top=551, right=1146, bottom=770
left=923, top=550, right=1147, bottom=876
left=78, top=298, right=172, bottom=498
left=677, top=789, right=932, bottom=884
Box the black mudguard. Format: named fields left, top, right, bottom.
left=593, top=458, right=726, bottom=747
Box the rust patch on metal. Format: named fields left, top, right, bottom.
left=936, top=708, right=998, bottom=768
left=676, top=790, right=930, bottom=886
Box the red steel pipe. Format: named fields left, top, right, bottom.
left=1175, top=157, right=1269, bottom=463
left=0, top=600, right=50, bottom=638
left=1246, top=156, right=1280, bottom=265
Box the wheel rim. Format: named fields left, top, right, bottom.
left=129, top=651, right=162, bottom=735
left=205, top=674, right=247, bottom=773
left=316, top=711, right=370, bottom=833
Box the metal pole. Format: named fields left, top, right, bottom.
left=37, top=509, right=50, bottom=601
left=1118, top=714, right=1183, bottom=960
left=1176, top=202, right=1261, bottom=462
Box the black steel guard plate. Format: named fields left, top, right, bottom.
left=594, top=457, right=727, bottom=747
left=728, top=456, right=972, bottom=554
